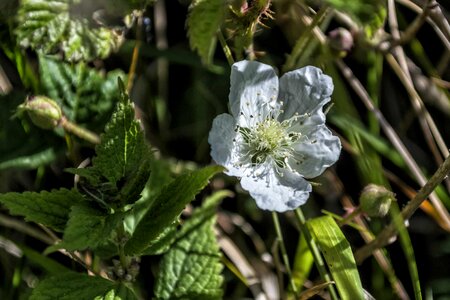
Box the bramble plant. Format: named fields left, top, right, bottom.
left=1, top=0, right=450, bottom=299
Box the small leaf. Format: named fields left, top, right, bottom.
left=154, top=193, right=224, bottom=300
left=307, top=215, right=365, bottom=300
left=61, top=204, right=123, bottom=251
left=29, top=272, right=134, bottom=300
left=15, top=0, right=123, bottom=62
left=0, top=188, right=83, bottom=232
left=124, top=165, right=223, bottom=255
left=187, top=0, right=225, bottom=65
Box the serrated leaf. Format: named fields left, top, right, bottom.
left=0, top=188, right=83, bottom=232
left=154, top=193, right=224, bottom=300
left=29, top=272, right=135, bottom=300
left=124, top=165, right=223, bottom=255
left=93, top=84, right=152, bottom=192
left=15, top=0, right=123, bottom=62
left=39, top=54, right=126, bottom=131
left=307, top=215, right=365, bottom=300
left=187, top=0, right=225, bottom=65
left=61, top=204, right=123, bottom=251
left=323, top=0, right=386, bottom=37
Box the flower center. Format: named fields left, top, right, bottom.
left=239, top=116, right=301, bottom=168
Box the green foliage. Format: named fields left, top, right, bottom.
left=323, top=0, right=386, bottom=37
left=0, top=189, right=83, bottom=232
left=154, top=192, right=224, bottom=300
left=124, top=165, right=224, bottom=255
left=60, top=204, right=124, bottom=251
left=307, top=216, right=365, bottom=300
left=39, top=54, right=126, bottom=131
left=187, top=0, right=225, bottom=65
left=69, top=81, right=152, bottom=207
left=15, top=0, right=123, bottom=62
left=18, top=243, right=70, bottom=274
left=29, top=272, right=136, bottom=300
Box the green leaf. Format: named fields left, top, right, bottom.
left=17, top=243, right=70, bottom=274
left=292, top=234, right=314, bottom=292
left=124, top=165, right=223, bottom=255
left=154, top=192, right=224, bottom=300
left=187, top=0, right=225, bottom=65
left=92, top=83, right=152, bottom=193
left=61, top=204, right=123, bottom=251
left=0, top=188, right=83, bottom=232
left=15, top=0, right=123, bottom=62
left=29, top=272, right=135, bottom=300
left=307, top=215, right=365, bottom=300
left=39, top=54, right=126, bottom=131
left=322, top=0, right=386, bottom=37
left=0, top=147, right=57, bottom=170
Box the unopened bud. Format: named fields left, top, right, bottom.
left=328, top=27, right=354, bottom=53
left=18, top=96, right=62, bottom=129
left=360, top=184, right=395, bottom=217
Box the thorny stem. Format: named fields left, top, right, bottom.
left=271, top=212, right=298, bottom=295
left=294, top=208, right=339, bottom=300
left=59, top=117, right=101, bottom=145
left=355, top=154, right=450, bottom=263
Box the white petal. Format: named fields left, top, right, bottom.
left=229, top=60, right=280, bottom=127
left=208, top=113, right=244, bottom=177
left=279, top=66, right=333, bottom=126
left=240, top=167, right=312, bottom=212
left=289, top=125, right=341, bottom=178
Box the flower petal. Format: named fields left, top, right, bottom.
left=279, top=66, right=333, bottom=126
left=240, top=167, right=312, bottom=212
left=229, top=60, right=280, bottom=126
left=208, top=113, right=244, bottom=177
left=289, top=125, right=341, bottom=178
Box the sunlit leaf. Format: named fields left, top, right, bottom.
left=307, top=215, right=365, bottom=300
left=16, top=0, right=124, bottom=62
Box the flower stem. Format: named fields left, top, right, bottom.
left=271, top=211, right=298, bottom=295
left=217, top=29, right=235, bottom=66
left=294, top=208, right=339, bottom=300
left=59, top=117, right=101, bottom=145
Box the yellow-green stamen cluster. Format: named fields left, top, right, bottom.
left=238, top=114, right=302, bottom=169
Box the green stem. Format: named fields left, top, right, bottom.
left=117, top=222, right=129, bottom=270
left=60, top=117, right=101, bottom=145
left=271, top=212, right=298, bottom=295
left=294, top=208, right=339, bottom=300
left=217, top=30, right=235, bottom=66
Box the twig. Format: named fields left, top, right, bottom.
left=0, top=214, right=55, bottom=245
left=355, top=154, right=450, bottom=263
left=335, top=59, right=450, bottom=229
left=127, top=12, right=143, bottom=94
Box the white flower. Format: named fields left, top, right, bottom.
left=208, top=60, right=341, bottom=212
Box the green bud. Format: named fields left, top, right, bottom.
left=360, top=184, right=395, bottom=217
left=18, top=96, right=62, bottom=129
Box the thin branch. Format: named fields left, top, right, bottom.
left=355, top=154, right=450, bottom=263
left=335, top=59, right=450, bottom=229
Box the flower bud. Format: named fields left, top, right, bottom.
left=360, top=184, right=395, bottom=217
left=18, top=96, right=62, bottom=129
left=328, top=27, right=354, bottom=53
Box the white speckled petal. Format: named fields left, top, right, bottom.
left=208, top=113, right=244, bottom=177
left=289, top=125, right=341, bottom=179
left=279, top=66, right=333, bottom=126
left=229, top=60, right=280, bottom=127
left=240, top=167, right=312, bottom=212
